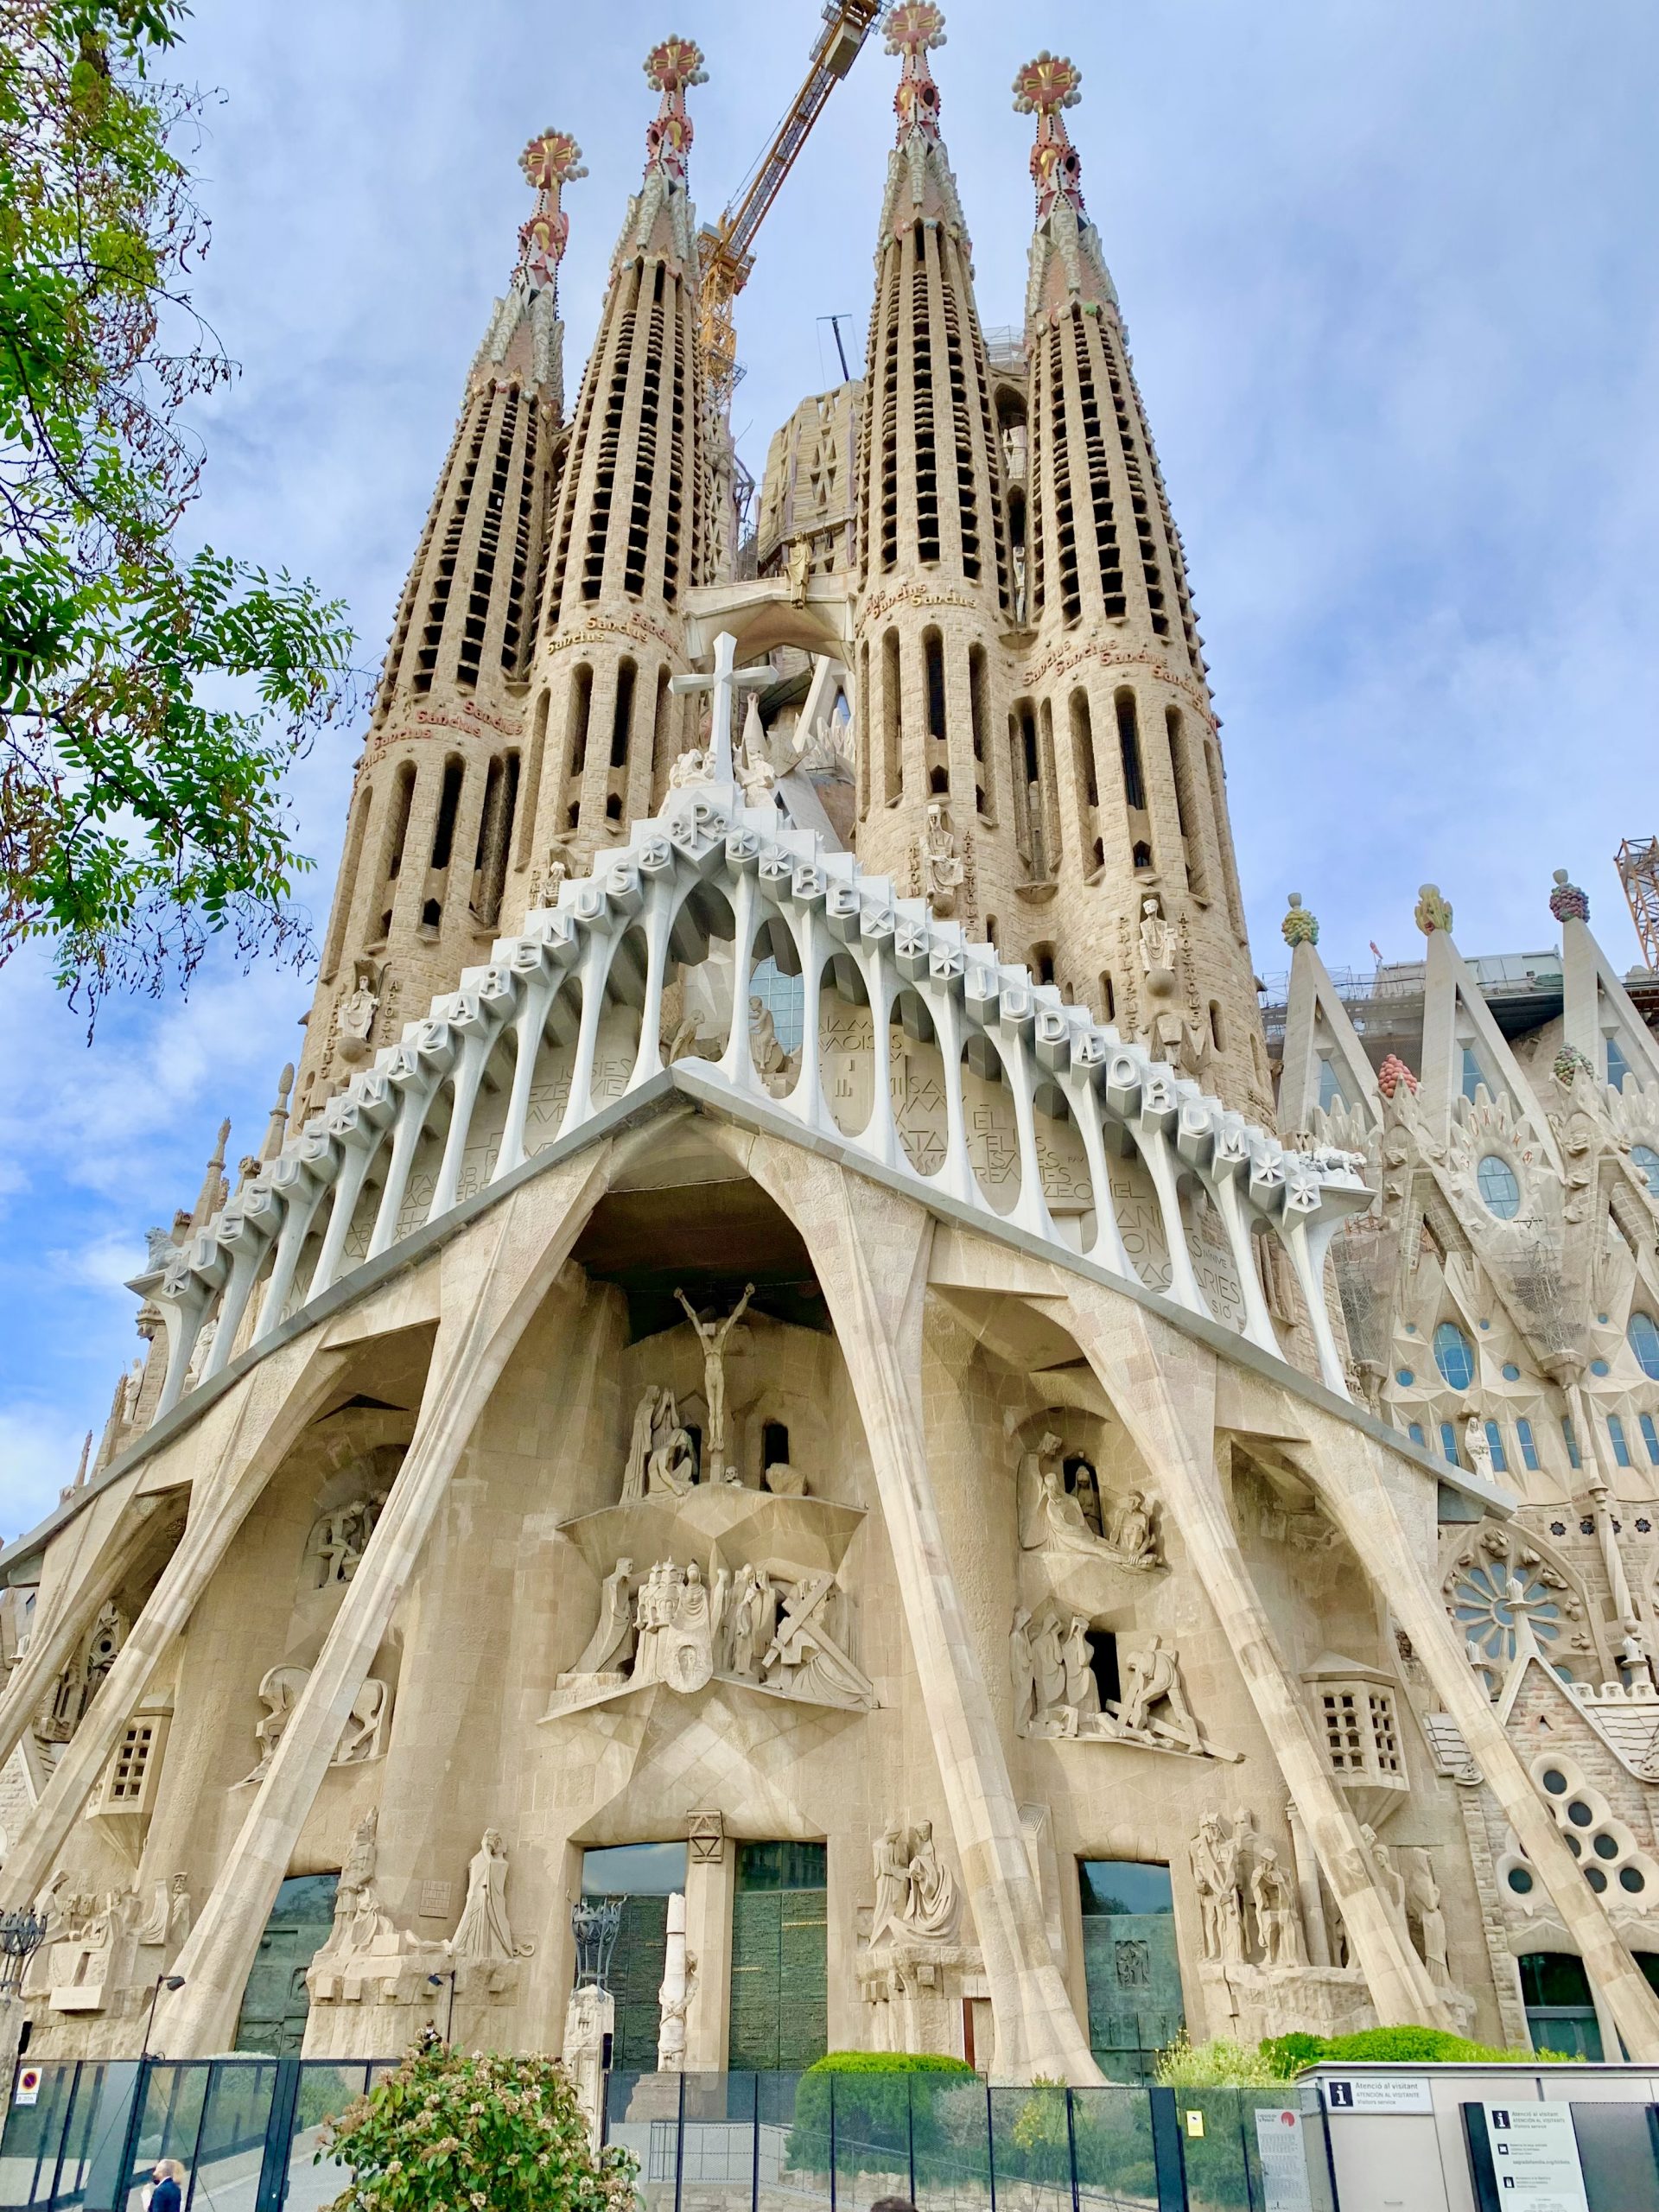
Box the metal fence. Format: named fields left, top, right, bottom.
left=1, top=2061, right=1320, bottom=2212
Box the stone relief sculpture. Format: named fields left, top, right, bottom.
left=622, top=1386, right=669, bottom=1501
left=36, top=1600, right=129, bottom=1745
left=556, top=1556, right=874, bottom=1711
left=1191, top=1808, right=1316, bottom=1974
left=657, top=1890, right=697, bottom=2069
left=1012, top=1611, right=1232, bottom=1758
left=675, top=1281, right=753, bottom=1464
left=570, top=1558, right=637, bottom=1677
left=1249, top=1847, right=1307, bottom=1970
left=241, top=1663, right=391, bottom=1783
left=868, top=1820, right=960, bottom=1944
left=335, top=958, right=380, bottom=1064
left=763, top=1459, right=808, bottom=1495
left=1136, top=894, right=1195, bottom=1073
left=449, top=1828, right=534, bottom=1965
left=921, top=800, right=965, bottom=917
left=137, top=1872, right=190, bottom=1954
left=308, top=1488, right=389, bottom=1587
left=1016, top=1432, right=1160, bottom=1570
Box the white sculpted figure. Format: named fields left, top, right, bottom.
left=674, top=1281, right=754, bottom=1463
left=1188, top=1814, right=1228, bottom=1961
left=1114, top=1636, right=1202, bottom=1756
left=622, top=1386, right=666, bottom=1502
left=1017, top=1431, right=1159, bottom=1569
left=1009, top=1608, right=1038, bottom=1734
left=762, top=1570, right=875, bottom=1708
left=922, top=800, right=964, bottom=917
left=449, top=1828, right=531, bottom=1965
left=1249, top=1846, right=1306, bottom=1970
left=669, top=746, right=709, bottom=790
left=1062, top=1615, right=1101, bottom=1719
left=336, top=959, right=380, bottom=1063
left=1464, top=1415, right=1493, bottom=1481
left=1138, top=897, right=1178, bottom=980
left=244, top=1663, right=310, bottom=1783
left=868, top=1820, right=960, bottom=1945
left=572, top=1558, right=637, bottom=1677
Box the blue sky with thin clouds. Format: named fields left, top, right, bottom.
left=2, top=0, right=1655, bottom=1539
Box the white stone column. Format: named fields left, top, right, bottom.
left=0, top=1336, right=350, bottom=1905
left=721, top=1128, right=1103, bottom=2082
left=682, top=1837, right=733, bottom=2072
left=154, top=1146, right=614, bottom=2058
left=1055, top=1280, right=1449, bottom=2027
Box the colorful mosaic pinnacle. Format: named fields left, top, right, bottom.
left=1549, top=868, right=1591, bottom=925
left=887, top=2, right=945, bottom=143
left=1281, top=892, right=1319, bottom=948
left=1013, top=52, right=1088, bottom=220
left=643, top=35, right=707, bottom=183
left=1414, top=882, right=1454, bottom=937
left=516, top=130, right=586, bottom=293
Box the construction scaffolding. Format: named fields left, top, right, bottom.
left=1618, top=836, right=1659, bottom=973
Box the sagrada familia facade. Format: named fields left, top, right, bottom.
left=4, top=6, right=1659, bottom=2084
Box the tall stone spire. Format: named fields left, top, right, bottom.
left=851, top=3, right=1015, bottom=936
left=295, top=131, right=583, bottom=1120
left=516, top=40, right=713, bottom=893
left=1009, top=54, right=1270, bottom=1118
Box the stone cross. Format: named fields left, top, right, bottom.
left=671, top=632, right=771, bottom=783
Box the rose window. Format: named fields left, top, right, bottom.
left=1452, top=1560, right=1562, bottom=1666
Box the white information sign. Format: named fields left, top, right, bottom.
left=1321, top=2075, right=1434, bottom=2114
left=1480, top=2104, right=1589, bottom=2212
left=1255, top=2107, right=1313, bottom=2212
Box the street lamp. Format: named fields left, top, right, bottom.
left=142, top=1975, right=185, bottom=2059
left=425, top=1968, right=457, bottom=2043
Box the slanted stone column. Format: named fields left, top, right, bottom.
left=155, top=1147, right=614, bottom=2057
left=1054, top=1279, right=1449, bottom=2028
left=683, top=1830, right=733, bottom=2071
left=0, top=1336, right=350, bottom=1907
left=0, top=1481, right=162, bottom=1775
left=1298, top=1421, right=1659, bottom=2062
left=721, top=1128, right=1103, bottom=2082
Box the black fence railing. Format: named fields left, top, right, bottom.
left=2, top=2061, right=1324, bottom=2212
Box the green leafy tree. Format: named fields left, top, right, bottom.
left=0, top=0, right=355, bottom=1010
left=321, top=2037, right=638, bottom=2212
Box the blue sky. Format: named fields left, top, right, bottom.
left=2, top=0, right=1656, bottom=1538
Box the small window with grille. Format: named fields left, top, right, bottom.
left=1304, top=1656, right=1407, bottom=1793
left=94, top=1710, right=168, bottom=1818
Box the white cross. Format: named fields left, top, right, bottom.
left=670, top=631, right=771, bottom=782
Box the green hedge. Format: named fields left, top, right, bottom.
left=786, top=2053, right=977, bottom=2181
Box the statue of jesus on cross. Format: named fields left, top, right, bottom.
left=669, top=631, right=772, bottom=786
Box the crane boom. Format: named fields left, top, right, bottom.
left=700, top=0, right=884, bottom=411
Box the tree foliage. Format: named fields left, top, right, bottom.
left=0, top=0, right=354, bottom=1009
left=321, top=2037, right=638, bottom=2212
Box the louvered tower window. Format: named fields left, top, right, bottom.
left=582, top=263, right=641, bottom=601
left=1071, top=315, right=1123, bottom=617
left=624, top=265, right=668, bottom=600
left=413, top=401, right=489, bottom=693
left=456, top=386, right=518, bottom=690
left=910, top=226, right=939, bottom=564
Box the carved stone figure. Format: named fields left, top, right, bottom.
left=1071, top=1462, right=1103, bottom=1535
left=1189, top=1815, right=1227, bottom=1961
left=572, top=1558, right=637, bottom=1676
left=622, top=1386, right=667, bottom=1501
left=309, top=1490, right=388, bottom=1587
left=674, top=1281, right=754, bottom=1462
left=763, top=1460, right=807, bottom=1496
left=449, top=1828, right=531, bottom=1965
left=1010, top=1608, right=1038, bottom=1734
left=869, top=1819, right=959, bottom=1944
left=1463, top=1415, right=1493, bottom=1482
left=1062, top=1615, right=1101, bottom=1718
left=1249, top=1846, right=1306, bottom=1969
left=243, top=1663, right=389, bottom=1782
left=762, top=1570, right=876, bottom=1708
left=119, top=1359, right=144, bottom=1424
left=244, top=1663, right=310, bottom=1783
left=336, top=959, right=381, bottom=1064
left=657, top=1889, right=697, bottom=2068
left=334, top=1678, right=389, bottom=1765
left=1138, top=896, right=1178, bottom=980
left=1017, top=1432, right=1159, bottom=1569
left=669, top=746, right=709, bottom=790
left=137, top=1872, right=190, bottom=1953
left=922, top=800, right=964, bottom=917
left=647, top=1418, right=697, bottom=1497
left=1405, top=1850, right=1452, bottom=1989
left=1114, top=1636, right=1201, bottom=1755
left=726, top=1562, right=772, bottom=1681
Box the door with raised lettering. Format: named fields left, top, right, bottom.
left=233, top=1873, right=339, bottom=2056
left=728, top=1841, right=827, bottom=2071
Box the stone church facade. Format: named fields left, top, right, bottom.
left=4, top=9, right=1659, bottom=2082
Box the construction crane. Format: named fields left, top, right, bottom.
left=699, top=0, right=885, bottom=415
left=1618, top=836, right=1659, bottom=973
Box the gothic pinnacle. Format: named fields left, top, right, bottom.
left=642, top=36, right=707, bottom=185
left=1012, top=52, right=1087, bottom=221
left=887, top=2, right=946, bottom=145
left=517, top=128, right=587, bottom=296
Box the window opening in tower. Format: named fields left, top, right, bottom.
left=1116, top=690, right=1147, bottom=812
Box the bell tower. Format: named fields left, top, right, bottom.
left=849, top=3, right=1018, bottom=941
left=514, top=38, right=714, bottom=899
left=295, top=129, right=583, bottom=1120
left=1011, top=54, right=1271, bottom=1118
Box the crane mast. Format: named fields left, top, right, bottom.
left=699, top=0, right=885, bottom=417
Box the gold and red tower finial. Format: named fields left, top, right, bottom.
left=517, top=129, right=587, bottom=293
left=642, top=35, right=707, bottom=184
left=1012, top=52, right=1086, bottom=219
left=886, top=2, right=945, bottom=143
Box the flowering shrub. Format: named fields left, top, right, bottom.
left=321, top=2035, right=638, bottom=2212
